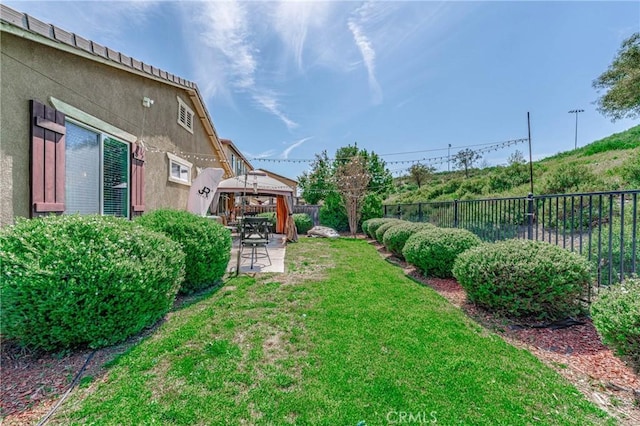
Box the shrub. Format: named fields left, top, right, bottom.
left=319, top=192, right=349, bottom=232
left=621, top=152, right=640, bottom=187
left=453, top=239, right=591, bottom=319
left=136, top=209, right=231, bottom=294
left=293, top=213, right=313, bottom=234
left=359, top=193, right=383, bottom=230
left=365, top=218, right=399, bottom=239
left=591, top=277, right=640, bottom=373
left=361, top=218, right=373, bottom=236
left=541, top=162, right=600, bottom=194
left=588, top=214, right=640, bottom=285
left=382, top=222, right=435, bottom=257
left=404, top=227, right=481, bottom=278
left=0, top=215, right=184, bottom=351
left=375, top=220, right=405, bottom=243
left=256, top=212, right=276, bottom=231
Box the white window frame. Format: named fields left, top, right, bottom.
left=167, top=152, right=193, bottom=186
left=177, top=96, right=195, bottom=134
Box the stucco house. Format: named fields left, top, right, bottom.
left=220, top=138, right=253, bottom=177
left=0, top=5, right=233, bottom=227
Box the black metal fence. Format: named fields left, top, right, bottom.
left=384, top=190, right=639, bottom=298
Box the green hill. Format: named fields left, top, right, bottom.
left=386, top=125, right=640, bottom=204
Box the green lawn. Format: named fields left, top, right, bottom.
left=55, top=238, right=610, bottom=425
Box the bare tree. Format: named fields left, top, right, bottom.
left=334, top=155, right=371, bottom=236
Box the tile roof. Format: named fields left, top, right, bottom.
left=0, top=4, right=196, bottom=90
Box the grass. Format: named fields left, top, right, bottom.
left=54, top=238, right=610, bottom=425
left=388, top=124, right=640, bottom=204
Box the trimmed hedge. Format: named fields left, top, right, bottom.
left=375, top=220, right=406, bottom=243
left=293, top=213, right=313, bottom=234
left=364, top=218, right=400, bottom=239
left=361, top=218, right=375, bottom=236
left=0, top=215, right=184, bottom=351
left=383, top=222, right=435, bottom=257
left=591, top=277, right=640, bottom=373
left=136, top=209, right=231, bottom=294
left=453, top=239, right=591, bottom=319
left=403, top=227, right=482, bottom=278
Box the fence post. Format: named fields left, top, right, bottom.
left=396, top=205, right=402, bottom=219
left=527, top=193, right=534, bottom=240
left=384, top=205, right=388, bottom=217
left=454, top=199, right=459, bottom=228
left=418, top=203, right=423, bottom=222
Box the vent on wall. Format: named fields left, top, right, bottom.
left=177, top=96, right=194, bottom=134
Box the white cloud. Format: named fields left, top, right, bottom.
left=252, top=90, right=298, bottom=130
left=281, top=137, right=312, bottom=159
left=348, top=2, right=383, bottom=104
left=270, top=2, right=334, bottom=70
left=194, top=1, right=256, bottom=95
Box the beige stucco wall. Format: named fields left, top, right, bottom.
left=0, top=31, right=224, bottom=226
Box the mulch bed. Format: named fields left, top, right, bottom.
left=2, top=237, right=639, bottom=424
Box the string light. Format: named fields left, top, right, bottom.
left=249, top=138, right=527, bottom=165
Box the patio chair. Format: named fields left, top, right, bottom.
left=240, top=216, right=271, bottom=269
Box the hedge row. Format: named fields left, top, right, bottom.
left=365, top=216, right=634, bottom=370
left=1, top=210, right=232, bottom=351
left=0, top=215, right=184, bottom=351
left=364, top=217, right=593, bottom=320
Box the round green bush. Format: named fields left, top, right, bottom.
left=293, top=213, right=313, bottom=234
left=365, top=218, right=399, bottom=239
left=361, top=218, right=376, bottom=236
left=383, top=222, right=435, bottom=257
left=375, top=220, right=406, bottom=244
left=0, top=215, right=184, bottom=351
left=136, top=209, right=231, bottom=294
left=591, top=277, right=640, bottom=373
left=403, top=227, right=482, bottom=278
left=453, top=239, right=591, bottom=319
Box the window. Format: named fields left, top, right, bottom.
left=65, top=121, right=130, bottom=217
left=167, top=152, right=192, bottom=185
left=177, top=96, right=194, bottom=133
left=30, top=99, right=144, bottom=218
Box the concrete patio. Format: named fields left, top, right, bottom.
left=227, top=233, right=287, bottom=274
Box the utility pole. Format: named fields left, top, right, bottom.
left=447, top=144, right=451, bottom=172
left=568, top=109, right=584, bottom=150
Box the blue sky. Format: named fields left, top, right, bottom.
left=7, top=1, right=640, bottom=180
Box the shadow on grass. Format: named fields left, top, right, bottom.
left=171, top=281, right=226, bottom=312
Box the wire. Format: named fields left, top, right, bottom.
left=36, top=349, right=97, bottom=426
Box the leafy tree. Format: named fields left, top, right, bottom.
left=454, top=148, right=482, bottom=178
left=299, top=151, right=332, bottom=204
left=299, top=143, right=392, bottom=221
left=593, top=32, right=640, bottom=121
left=408, top=163, right=435, bottom=188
